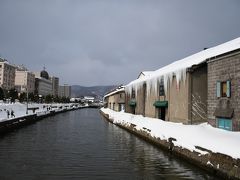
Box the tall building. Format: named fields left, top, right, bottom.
left=0, top=58, right=16, bottom=90
left=15, top=66, right=35, bottom=93
left=58, top=84, right=71, bottom=98
left=34, top=68, right=53, bottom=96
left=50, top=76, right=59, bottom=97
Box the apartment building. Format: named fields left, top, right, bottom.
left=15, top=66, right=35, bottom=93
left=0, top=58, right=16, bottom=90
left=58, top=84, right=71, bottom=98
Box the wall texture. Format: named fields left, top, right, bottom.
left=190, top=64, right=208, bottom=124
left=207, top=51, right=240, bottom=131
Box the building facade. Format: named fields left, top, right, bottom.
left=82, top=96, right=95, bottom=103
left=104, top=86, right=125, bottom=112
left=0, top=59, right=16, bottom=90
left=15, top=68, right=35, bottom=93
left=207, top=49, right=240, bottom=131
left=125, top=37, right=240, bottom=131
left=34, top=69, right=53, bottom=96
left=50, top=76, right=59, bottom=96
left=126, top=66, right=207, bottom=124
left=58, top=84, right=71, bottom=98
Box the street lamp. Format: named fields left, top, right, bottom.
left=26, top=86, right=29, bottom=114
left=24, top=72, right=29, bottom=115
left=7, top=90, right=10, bottom=103
left=39, top=95, right=42, bottom=103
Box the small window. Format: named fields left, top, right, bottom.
left=132, top=90, right=135, bottom=98
left=119, top=93, right=122, bottom=98
left=159, top=79, right=165, bottom=96
left=217, top=118, right=232, bottom=131
left=217, top=81, right=231, bottom=98
left=221, top=82, right=227, bottom=97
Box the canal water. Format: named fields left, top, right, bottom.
left=0, top=108, right=218, bottom=180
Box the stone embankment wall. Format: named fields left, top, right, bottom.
left=100, top=110, right=240, bottom=180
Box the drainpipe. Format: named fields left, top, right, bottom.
left=167, top=78, right=170, bottom=121
left=188, top=71, right=193, bottom=125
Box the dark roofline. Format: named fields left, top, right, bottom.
left=187, top=48, right=240, bottom=72
left=207, top=48, right=240, bottom=63
left=187, top=61, right=207, bottom=72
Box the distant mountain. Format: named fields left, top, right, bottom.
left=71, top=85, right=118, bottom=99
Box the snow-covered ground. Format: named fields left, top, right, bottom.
left=0, top=102, right=80, bottom=122
left=101, top=108, right=240, bottom=159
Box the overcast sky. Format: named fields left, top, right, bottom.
left=0, top=0, right=240, bottom=86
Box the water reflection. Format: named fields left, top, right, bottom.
left=107, top=122, right=217, bottom=180
left=0, top=109, right=218, bottom=180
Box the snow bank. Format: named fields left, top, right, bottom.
left=101, top=108, right=240, bottom=159
left=0, top=103, right=29, bottom=120
left=126, top=37, right=240, bottom=97
left=0, top=103, right=78, bottom=122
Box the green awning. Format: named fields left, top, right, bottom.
left=153, top=101, right=168, bottom=108
left=129, top=100, right=136, bottom=107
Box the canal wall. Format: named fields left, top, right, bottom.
left=100, top=110, right=240, bottom=180
left=0, top=106, right=84, bottom=134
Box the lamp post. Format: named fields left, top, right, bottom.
left=24, top=72, right=29, bottom=114
left=26, top=86, right=29, bottom=114
left=7, top=90, right=10, bottom=104
left=39, top=95, right=42, bottom=103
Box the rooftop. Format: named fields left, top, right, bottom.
left=126, top=37, right=240, bottom=94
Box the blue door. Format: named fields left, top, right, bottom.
left=217, top=118, right=232, bottom=131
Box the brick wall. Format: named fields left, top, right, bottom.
left=207, top=51, right=240, bottom=131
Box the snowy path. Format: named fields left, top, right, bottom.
left=0, top=103, right=78, bottom=122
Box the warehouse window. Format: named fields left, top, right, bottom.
left=159, top=79, right=165, bottom=96
left=217, top=118, right=232, bottom=131
left=132, top=90, right=135, bottom=98
left=216, top=81, right=231, bottom=98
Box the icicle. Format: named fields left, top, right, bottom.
left=126, top=65, right=189, bottom=100
left=146, top=80, right=152, bottom=98
left=182, top=68, right=187, bottom=85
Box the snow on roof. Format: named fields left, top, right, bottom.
left=104, top=85, right=125, bottom=99
left=126, top=37, right=240, bottom=95
left=138, top=71, right=153, bottom=79
left=142, top=71, right=153, bottom=76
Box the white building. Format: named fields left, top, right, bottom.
left=83, top=96, right=95, bottom=103
left=58, top=84, right=71, bottom=98
left=15, top=66, right=35, bottom=93
left=0, top=58, right=16, bottom=90
left=70, top=97, right=81, bottom=102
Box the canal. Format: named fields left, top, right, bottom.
left=0, top=108, right=217, bottom=180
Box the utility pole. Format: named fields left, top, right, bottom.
left=25, top=72, right=29, bottom=115
left=26, top=86, right=29, bottom=114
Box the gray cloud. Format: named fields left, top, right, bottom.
left=0, top=0, right=240, bottom=86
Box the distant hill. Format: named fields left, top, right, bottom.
left=71, top=85, right=118, bottom=99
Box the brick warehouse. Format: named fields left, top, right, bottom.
left=207, top=49, right=240, bottom=131
left=124, top=37, right=240, bottom=131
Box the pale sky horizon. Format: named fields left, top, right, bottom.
left=0, top=0, right=240, bottom=86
